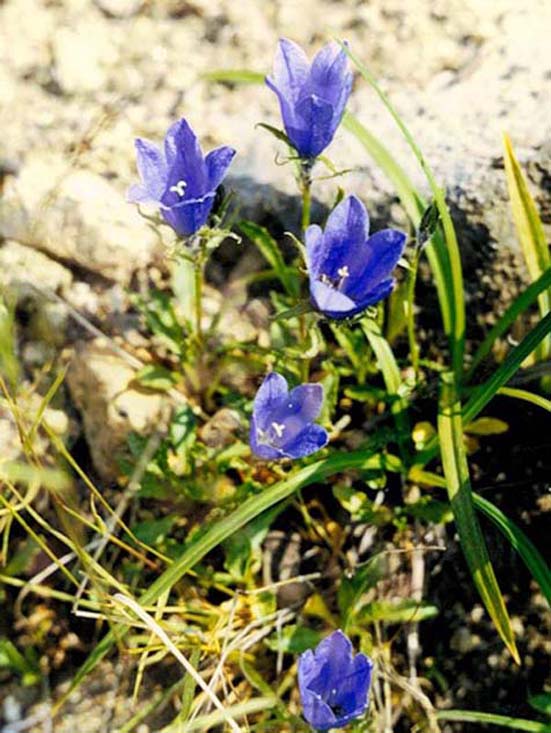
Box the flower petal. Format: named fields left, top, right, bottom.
left=287, top=384, right=324, bottom=422
left=344, top=228, right=406, bottom=300
left=164, top=119, right=183, bottom=168
left=293, top=93, right=335, bottom=158
left=127, top=182, right=157, bottom=205
left=161, top=192, right=216, bottom=237
left=300, top=688, right=337, bottom=731
left=305, top=224, right=324, bottom=278
left=249, top=416, right=282, bottom=460
left=268, top=38, right=310, bottom=106
left=310, top=279, right=359, bottom=319
left=310, top=196, right=369, bottom=284
left=163, top=119, right=208, bottom=200
left=205, top=145, right=236, bottom=191
left=280, top=424, right=328, bottom=459
left=326, top=652, right=373, bottom=728
left=352, top=278, right=396, bottom=311
left=252, top=372, right=289, bottom=432
left=309, top=43, right=351, bottom=109
left=134, top=138, right=167, bottom=201
left=270, top=383, right=325, bottom=446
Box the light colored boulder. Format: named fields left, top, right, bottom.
left=1, top=155, right=160, bottom=284
left=0, top=240, right=73, bottom=296
left=66, top=339, right=165, bottom=481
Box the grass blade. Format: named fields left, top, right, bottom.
left=416, top=313, right=551, bottom=468
left=464, top=313, right=551, bottom=424
left=503, top=133, right=551, bottom=363
left=361, top=318, right=411, bottom=462
left=474, top=493, right=551, bottom=606
left=202, top=69, right=266, bottom=85
left=342, top=111, right=454, bottom=346
left=438, top=370, right=519, bottom=662
left=497, top=386, right=551, bottom=413
left=467, top=269, right=551, bottom=381
left=239, top=220, right=299, bottom=298
left=343, top=45, right=466, bottom=378
left=59, top=448, right=384, bottom=707
left=437, top=709, right=551, bottom=731
left=410, top=467, right=551, bottom=607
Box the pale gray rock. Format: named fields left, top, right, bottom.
left=66, top=339, right=165, bottom=481
left=1, top=156, right=160, bottom=283
left=0, top=240, right=73, bottom=296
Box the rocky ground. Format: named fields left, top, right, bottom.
left=0, top=0, right=550, bottom=730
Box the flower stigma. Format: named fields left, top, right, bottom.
left=169, top=179, right=187, bottom=196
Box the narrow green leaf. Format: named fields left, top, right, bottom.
left=362, top=319, right=410, bottom=462
left=202, top=69, right=266, bottom=85
left=343, top=46, right=466, bottom=378
left=503, top=133, right=551, bottom=363
left=60, top=449, right=383, bottom=705
left=357, top=598, right=439, bottom=624
left=417, top=313, right=551, bottom=467
left=133, top=364, right=178, bottom=392
left=342, top=111, right=453, bottom=344
left=464, top=313, right=551, bottom=425
left=438, top=370, right=519, bottom=662
left=410, top=468, right=551, bottom=607
left=466, top=269, right=551, bottom=381
left=498, top=386, right=551, bottom=413
left=272, top=301, right=315, bottom=322
left=436, top=709, right=551, bottom=731
left=239, top=220, right=299, bottom=298
left=341, top=111, right=423, bottom=224
left=256, top=122, right=295, bottom=149
left=474, top=493, right=551, bottom=607
left=530, top=694, right=551, bottom=717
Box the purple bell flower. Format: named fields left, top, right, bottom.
left=128, top=118, right=236, bottom=238
left=266, top=39, right=353, bottom=160
left=250, top=372, right=328, bottom=460
left=306, top=195, right=406, bottom=320
left=298, top=630, right=373, bottom=731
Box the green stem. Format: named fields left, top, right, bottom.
left=406, top=247, right=421, bottom=379
left=299, top=159, right=313, bottom=382
left=194, top=257, right=203, bottom=348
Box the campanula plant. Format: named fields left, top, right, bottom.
left=298, top=630, right=374, bottom=731
left=128, top=117, right=236, bottom=238
left=306, top=194, right=406, bottom=319
left=250, top=372, right=328, bottom=460
left=266, top=39, right=353, bottom=161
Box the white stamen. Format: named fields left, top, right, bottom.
left=337, top=265, right=350, bottom=279
left=169, top=179, right=187, bottom=197
left=271, top=422, right=286, bottom=438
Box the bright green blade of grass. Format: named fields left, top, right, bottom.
left=60, top=448, right=386, bottom=705
left=474, top=493, right=551, bottom=606
left=202, top=69, right=266, bottom=85
left=343, top=44, right=466, bottom=379
left=503, top=133, right=551, bottom=364
left=467, top=268, right=551, bottom=381
left=239, top=220, right=300, bottom=298
left=497, top=386, right=551, bottom=413
left=341, top=111, right=423, bottom=224
left=411, top=468, right=551, bottom=606
left=438, top=370, right=519, bottom=662
left=417, top=312, right=551, bottom=467
left=437, top=710, right=551, bottom=731
left=361, top=318, right=411, bottom=463
left=342, top=110, right=453, bottom=347
left=463, top=312, right=551, bottom=425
